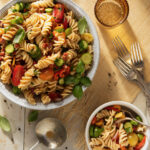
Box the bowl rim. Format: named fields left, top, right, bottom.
left=0, top=0, right=100, bottom=110
left=85, top=101, right=150, bottom=150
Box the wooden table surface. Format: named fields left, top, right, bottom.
left=0, top=0, right=150, bottom=150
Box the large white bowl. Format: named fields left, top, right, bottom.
left=0, top=0, right=100, bottom=110
left=85, top=101, right=150, bottom=150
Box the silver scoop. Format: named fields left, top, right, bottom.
left=30, top=118, right=67, bottom=150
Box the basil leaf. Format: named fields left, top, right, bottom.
left=78, top=17, right=87, bottom=34
left=80, top=77, right=91, bottom=87
left=73, top=85, right=83, bottom=99
left=76, top=60, right=85, bottom=73
left=28, top=110, right=38, bottom=122
left=0, top=116, right=11, bottom=132
left=65, top=76, right=75, bottom=85
left=13, top=28, right=25, bottom=43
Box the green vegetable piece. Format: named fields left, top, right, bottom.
left=13, top=28, right=25, bottom=44
left=59, top=78, right=64, bottom=85
left=11, top=19, right=17, bottom=25
left=14, top=3, right=21, bottom=12
left=130, top=120, right=138, bottom=126
left=55, top=28, right=64, bottom=33
left=34, top=69, right=40, bottom=76
left=124, top=122, right=133, bottom=133
left=0, top=115, right=11, bottom=132
left=30, top=46, right=41, bottom=61
left=136, top=116, right=142, bottom=122
left=74, top=78, right=80, bottom=85
left=125, top=127, right=132, bottom=134
left=78, top=17, right=87, bottom=34
left=94, top=127, right=104, bottom=138
left=54, top=58, right=64, bottom=67
left=89, top=125, right=94, bottom=137
left=49, top=33, right=53, bottom=39
left=11, top=9, right=17, bottom=13
left=19, top=2, right=25, bottom=11
left=28, top=110, right=38, bottom=122
left=25, top=3, right=30, bottom=10
left=80, top=77, right=91, bottom=87
left=73, top=85, right=83, bottom=99
left=65, top=27, right=72, bottom=36
left=81, top=53, right=92, bottom=65
left=45, top=8, right=53, bottom=13
left=5, top=44, right=14, bottom=54
left=65, top=75, right=75, bottom=85
left=15, top=16, right=24, bottom=24
left=79, top=40, right=88, bottom=52
left=113, top=118, right=117, bottom=121
left=76, top=60, right=85, bottom=74
left=4, top=26, right=11, bottom=33
left=137, top=133, right=144, bottom=142
left=12, top=86, right=21, bottom=95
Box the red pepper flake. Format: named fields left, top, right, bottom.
left=14, top=44, right=20, bottom=49
left=42, top=43, right=48, bottom=49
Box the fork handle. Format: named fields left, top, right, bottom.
left=135, top=72, right=150, bottom=123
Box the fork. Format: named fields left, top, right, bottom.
left=131, top=43, right=144, bottom=76
left=112, top=36, right=130, bottom=60
left=114, top=57, right=150, bottom=123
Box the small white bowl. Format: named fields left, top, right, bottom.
left=85, top=101, right=150, bottom=150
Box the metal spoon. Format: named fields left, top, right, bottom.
left=30, top=118, right=67, bottom=150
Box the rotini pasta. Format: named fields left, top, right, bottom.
left=0, top=0, right=93, bottom=105
left=18, top=67, right=35, bottom=90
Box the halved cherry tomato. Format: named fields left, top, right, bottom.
left=91, top=116, right=97, bottom=125
left=53, top=4, right=64, bottom=23
left=12, top=65, right=25, bottom=86
left=39, top=67, right=54, bottom=81
left=135, top=136, right=146, bottom=150
left=63, top=18, right=68, bottom=29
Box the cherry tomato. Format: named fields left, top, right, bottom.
left=135, top=136, right=146, bottom=150
left=63, top=18, right=68, bottom=29
left=54, top=71, right=60, bottom=80
left=39, top=67, right=54, bottom=81
left=53, top=4, right=64, bottom=23
left=12, top=65, right=25, bottom=86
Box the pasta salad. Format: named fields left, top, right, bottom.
left=0, top=0, right=94, bottom=105
left=89, top=105, right=146, bottom=150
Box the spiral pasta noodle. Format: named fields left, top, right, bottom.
left=119, top=124, right=128, bottom=147
left=61, top=84, right=74, bottom=98
left=31, top=0, right=54, bottom=8
left=63, top=49, right=77, bottom=63
left=35, top=52, right=60, bottom=69
left=18, top=67, right=35, bottom=90
left=41, top=17, right=52, bottom=36
left=19, top=40, right=37, bottom=53
left=41, top=94, right=51, bottom=104
left=24, top=90, right=36, bottom=105
left=2, top=26, right=19, bottom=41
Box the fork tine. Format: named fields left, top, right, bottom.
left=114, top=57, right=131, bottom=78
left=131, top=44, right=135, bottom=64
left=131, top=44, right=138, bottom=64
left=116, top=36, right=129, bottom=55
left=112, top=39, right=123, bottom=57
left=114, top=59, right=128, bottom=77
left=135, top=42, right=141, bottom=63
left=137, top=43, right=143, bottom=62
